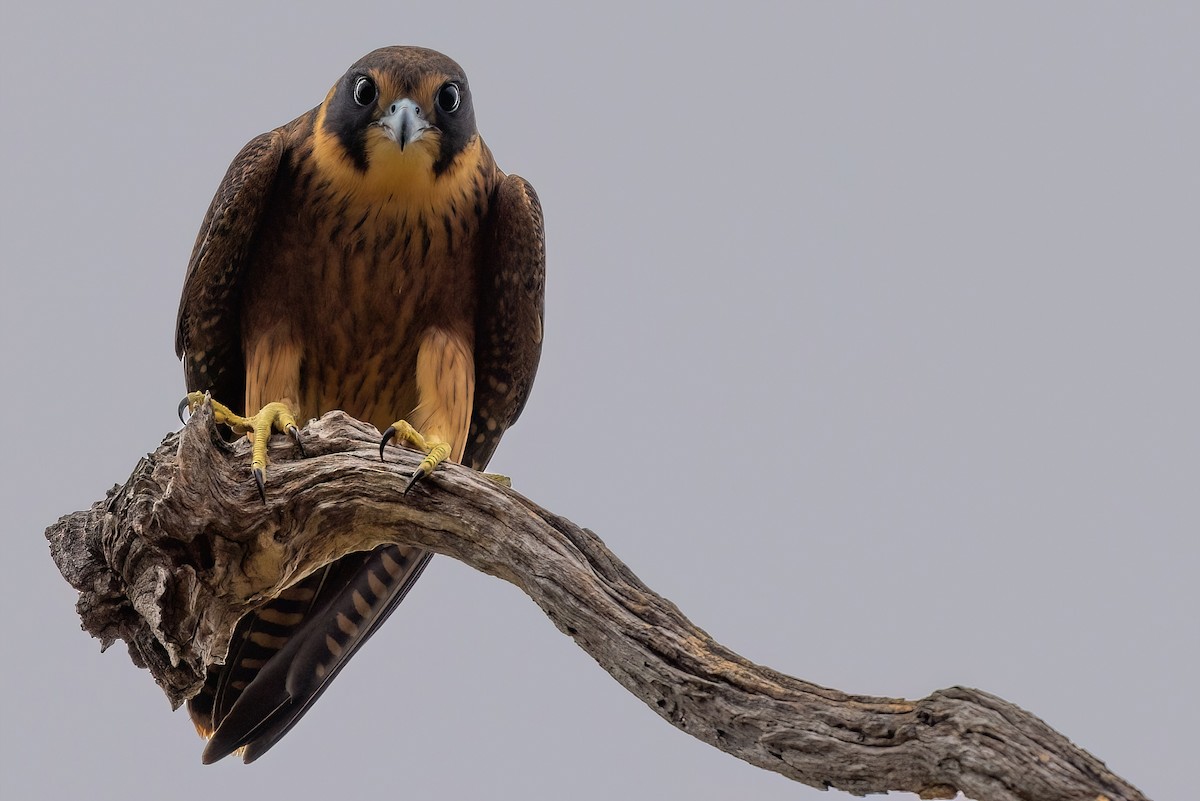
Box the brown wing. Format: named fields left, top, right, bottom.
left=175, top=129, right=285, bottom=409
left=465, top=174, right=546, bottom=471
left=175, top=128, right=291, bottom=739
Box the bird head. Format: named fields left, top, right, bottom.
left=313, top=46, right=483, bottom=200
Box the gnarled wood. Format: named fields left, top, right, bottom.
left=45, top=404, right=1147, bottom=801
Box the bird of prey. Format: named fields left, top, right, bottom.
left=175, top=46, right=545, bottom=763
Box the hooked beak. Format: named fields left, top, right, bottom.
left=376, top=98, right=433, bottom=151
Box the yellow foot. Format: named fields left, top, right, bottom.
left=482, top=473, right=512, bottom=489
left=179, top=392, right=305, bottom=502
left=378, top=420, right=451, bottom=493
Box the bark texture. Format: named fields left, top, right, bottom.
left=46, top=403, right=1147, bottom=801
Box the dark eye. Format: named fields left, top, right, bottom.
left=436, top=82, right=461, bottom=114
left=353, top=76, right=377, bottom=107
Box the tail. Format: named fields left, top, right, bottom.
left=188, top=544, right=431, bottom=763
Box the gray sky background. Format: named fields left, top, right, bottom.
left=2, top=3, right=1195, bottom=799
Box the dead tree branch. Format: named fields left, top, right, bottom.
left=45, top=404, right=1146, bottom=800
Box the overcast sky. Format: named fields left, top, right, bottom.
left=2, top=3, right=1195, bottom=800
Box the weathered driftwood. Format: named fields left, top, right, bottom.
left=46, top=403, right=1146, bottom=801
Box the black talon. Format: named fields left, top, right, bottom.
left=177, top=397, right=192, bottom=424
left=404, top=467, right=428, bottom=495
left=379, top=426, right=397, bottom=461
left=253, top=466, right=267, bottom=504
left=287, top=424, right=307, bottom=458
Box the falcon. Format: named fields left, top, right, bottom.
left=175, top=46, right=545, bottom=763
